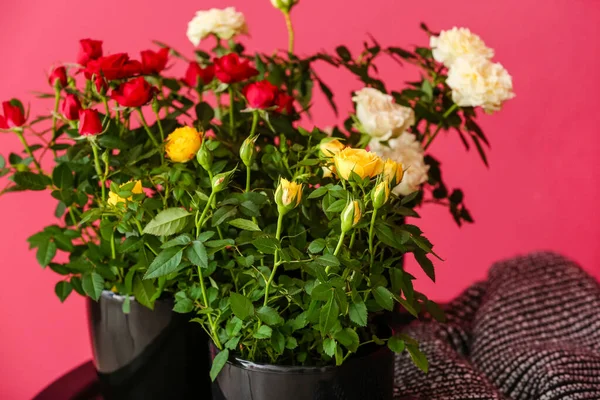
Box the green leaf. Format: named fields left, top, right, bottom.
left=226, top=317, right=243, bottom=337
left=173, top=297, right=193, bottom=313
left=228, top=218, right=261, bottom=232
left=426, top=300, right=446, bottom=322
left=186, top=241, right=208, bottom=268
left=36, top=240, right=57, bottom=267
left=387, top=334, right=406, bottom=353
left=210, top=349, right=229, bottom=381
left=414, top=250, right=435, bottom=281
left=308, top=239, right=326, bottom=254
left=52, top=164, right=73, bottom=190
left=317, top=254, right=339, bottom=267
left=407, top=344, right=429, bottom=373
left=119, top=237, right=142, bottom=253
left=13, top=171, right=51, bottom=191
left=142, top=208, right=191, bottom=236
left=195, top=102, right=215, bottom=128
left=319, top=293, right=339, bottom=335
left=400, top=191, right=420, bottom=205
left=143, top=247, right=183, bottom=279
left=160, top=234, right=192, bottom=248
left=349, top=301, right=367, bottom=326
left=133, top=274, right=156, bottom=310
left=325, top=199, right=346, bottom=213
left=286, top=337, right=298, bottom=349
left=256, top=306, right=284, bottom=326
left=54, top=281, right=72, bottom=303
left=271, top=330, right=285, bottom=353
left=308, top=186, right=328, bottom=199
left=373, top=286, right=394, bottom=311
left=323, top=337, right=336, bottom=357
left=311, top=284, right=333, bottom=301
left=252, top=325, right=272, bottom=339
left=335, top=328, right=360, bottom=353
left=252, top=236, right=280, bottom=255
left=82, top=272, right=104, bottom=301
left=230, top=292, right=254, bottom=320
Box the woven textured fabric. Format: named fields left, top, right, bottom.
left=394, top=252, right=600, bottom=400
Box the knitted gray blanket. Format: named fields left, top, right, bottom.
left=394, top=252, right=600, bottom=400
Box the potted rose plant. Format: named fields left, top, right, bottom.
left=0, top=1, right=513, bottom=399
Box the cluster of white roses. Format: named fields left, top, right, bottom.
left=187, top=7, right=248, bottom=46
left=430, top=27, right=515, bottom=113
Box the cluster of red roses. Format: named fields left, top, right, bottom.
left=1, top=38, right=294, bottom=136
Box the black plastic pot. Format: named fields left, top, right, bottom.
left=87, top=291, right=211, bottom=399
left=210, top=344, right=394, bottom=400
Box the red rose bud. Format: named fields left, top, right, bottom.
left=93, top=74, right=108, bottom=95
left=243, top=80, right=278, bottom=109
left=183, top=62, right=215, bottom=87
left=78, top=109, right=103, bottom=136
left=85, top=53, right=142, bottom=81
left=111, top=77, right=155, bottom=108
left=61, top=94, right=82, bottom=120
left=49, top=66, right=68, bottom=88
left=0, top=101, right=26, bottom=128
left=275, top=92, right=294, bottom=114
left=141, top=48, right=169, bottom=75
left=77, top=39, right=103, bottom=67
left=214, top=53, right=258, bottom=84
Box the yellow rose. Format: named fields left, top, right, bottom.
left=165, top=126, right=202, bottom=163
left=319, top=139, right=345, bottom=157
left=382, top=159, right=404, bottom=187
left=108, top=180, right=144, bottom=206
left=333, top=148, right=383, bottom=180
left=372, top=181, right=390, bottom=209
left=275, top=178, right=303, bottom=214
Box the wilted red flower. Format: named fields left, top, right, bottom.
left=78, top=109, right=103, bottom=136
left=183, top=62, right=215, bottom=87
left=85, top=53, right=142, bottom=81
left=214, top=53, right=258, bottom=84
left=77, top=39, right=103, bottom=67
left=111, top=77, right=155, bottom=108
left=140, top=48, right=169, bottom=75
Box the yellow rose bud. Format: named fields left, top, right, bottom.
left=319, top=138, right=345, bottom=158
left=341, top=200, right=361, bottom=233
left=165, top=126, right=202, bottom=163
left=372, top=181, right=390, bottom=209
left=382, top=159, right=404, bottom=186
left=275, top=178, right=303, bottom=214
left=333, top=148, right=383, bottom=180
left=107, top=180, right=144, bottom=206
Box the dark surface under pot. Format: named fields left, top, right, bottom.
left=210, top=344, right=395, bottom=400
left=87, top=291, right=211, bottom=400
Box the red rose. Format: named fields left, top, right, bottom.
left=243, top=80, right=279, bottom=109
left=93, top=75, right=108, bottom=95
left=85, top=53, right=142, bottom=81
left=214, top=53, right=258, bottom=84
left=62, top=94, right=82, bottom=120
left=141, top=48, right=169, bottom=75
left=78, top=109, right=103, bottom=136
left=183, top=62, right=215, bottom=87
left=77, top=39, right=103, bottom=67
left=111, top=77, right=155, bottom=108
left=0, top=101, right=26, bottom=129
left=275, top=92, right=295, bottom=114
left=49, top=66, right=68, bottom=88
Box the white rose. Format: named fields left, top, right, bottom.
left=187, top=7, right=248, bottom=47
left=446, top=56, right=515, bottom=113
left=430, top=27, right=494, bottom=68
left=370, top=133, right=429, bottom=196
left=352, top=88, right=415, bottom=142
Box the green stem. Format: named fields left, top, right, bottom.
left=334, top=231, right=346, bottom=256
left=137, top=109, right=162, bottom=160
left=50, top=85, right=60, bottom=147
left=153, top=107, right=165, bottom=143
left=368, top=209, right=378, bottom=267
left=349, top=231, right=356, bottom=250
left=263, top=212, right=284, bottom=306
left=424, top=104, right=458, bottom=150
left=102, top=97, right=110, bottom=117
left=246, top=165, right=251, bottom=193
left=250, top=110, right=259, bottom=136
left=16, top=131, right=43, bottom=173
left=228, top=86, right=235, bottom=135
left=90, top=142, right=106, bottom=202
left=196, top=191, right=215, bottom=237
left=198, top=266, right=222, bottom=349
left=283, top=11, right=294, bottom=54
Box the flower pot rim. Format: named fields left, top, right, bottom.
left=212, top=343, right=392, bottom=374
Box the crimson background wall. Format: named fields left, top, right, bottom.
left=1, top=0, right=599, bottom=398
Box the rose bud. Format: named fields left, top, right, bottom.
left=196, top=140, right=213, bottom=172
left=275, top=91, right=294, bottom=114
left=165, top=126, right=202, bottom=163
left=0, top=101, right=26, bottom=129
left=333, top=147, right=383, bottom=180
left=341, top=200, right=361, bottom=233
left=78, top=109, right=103, bottom=136
left=61, top=94, right=82, bottom=120
left=372, top=181, right=390, bottom=210
left=319, top=138, right=345, bottom=158
left=77, top=39, right=103, bottom=67
left=85, top=53, right=142, bottom=81
left=140, top=48, right=169, bottom=75
left=243, top=80, right=278, bottom=109
left=111, top=77, right=155, bottom=108
left=214, top=53, right=258, bottom=84
left=240, top=135, right=258, bottom=167
left=275, top=178, right=302, bottom=215
left=183, top=62, right=215, bottom=87
left=270, top=0, right=299, bottom=13
left=382, top=159, right=404, bottom=187
left=211, top=170, right=235, bottom=193
left=49, top=66, right=68, bottom=88
left=93, top=75, right=108, bottom=96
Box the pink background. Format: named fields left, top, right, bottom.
left=1, top=0, right=599, bottom=398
